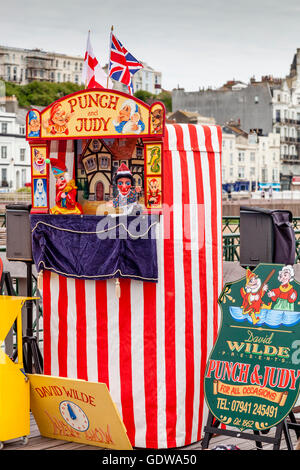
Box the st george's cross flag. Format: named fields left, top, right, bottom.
left=108, top=32, right=143, bottom=94
left=82, top=31, right=112, bottom=89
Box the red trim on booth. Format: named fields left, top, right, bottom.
left=75, top=279, right=88, bottom=381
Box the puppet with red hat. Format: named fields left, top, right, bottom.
left=111, top=163, right=141, bottom=214
left=50, top=158, right=82, bottom=214
left=240, top=268, right=271, bottom=324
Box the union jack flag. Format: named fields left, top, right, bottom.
left=108, top=33, right=143, bottom=95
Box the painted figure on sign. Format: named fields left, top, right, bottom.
left=33, top=149, right=46, bottom=174
left=148, top=146, right=161, bottom=173
left=240, top=269, right=271, bottom=324
left=50, top=159, right=82, bottom=214
left=113, top=100, right=145, bottom=134
left=28, top=110, right=40, bottom=137
left=147, top=178, right=161, bottom=207
left=111, top=163, right=141, bottom=215
left=44, top=103, right=71, bottom=135
left=151, top=108, right=163, bottom=134
left=267, top=265, right=297, bottom=311
left=34, top=178, right=47, bottom=207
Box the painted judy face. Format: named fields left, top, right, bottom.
left=55, top=174, right=67, bottom=191
left=279, top=269, right=292, bottom=285
left=117, top=177, right=132, bottom=196
left=118, top=105, right=131, bottom=122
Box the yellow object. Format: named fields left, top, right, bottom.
left=28, top=374, right=132, bottom=450
left=0, top=296, right=35, bottom=445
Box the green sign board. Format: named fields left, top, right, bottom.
left=204, top=264, right=300, bottom=432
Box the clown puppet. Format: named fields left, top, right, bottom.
left=240, top=269, right=271, bottom=324
left=111, top=163, right=141, bottom=215
left=50, top=158, right=82, bottom=215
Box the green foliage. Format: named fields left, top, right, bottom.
left=5, top=81, right=82, bottom=107
left=134, top=89, right=172, bottom=112
left=134, top=89, right=154, bottom=103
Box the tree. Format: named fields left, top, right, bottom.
left=134, top=89, right=172, bottom=112
left=4, top=81, right=82, bottom=108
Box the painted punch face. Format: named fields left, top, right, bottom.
left=53, top=106, right=67, bottom=125
left=248, top=275, right=261, bottom=292
left=117, top=177, right=132, bottom=196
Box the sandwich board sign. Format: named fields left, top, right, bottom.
left=204, top=264, right=300, bottom=432
left=28, top=374, right=132, bottom=450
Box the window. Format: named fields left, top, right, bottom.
left=261, top=168, right=268, bottom=182
left=250, top=167, right=256, bottom=177
left=21, top=169, right=26, bottom=186
left=100, top=157, right=109, bottom=169
left=1, top=123, right=7, bottom=134
left=238, top=152, right=245, bottom=162
left=272, top=169, right=278, bottom=181
left=238, top=167, right=245, bottom=178
left=20, top=148, right=25, bottom=161
left=230, top=167, right=233, bottom=177
left=230, top=153, right=233, bottom=165
left=1, top=146, right=7, bottom=159
left=250, top=152, right=255, bottom=162
left=1, top=168, right=7, bottom=185
left=254, top=96, right=259, bottom=104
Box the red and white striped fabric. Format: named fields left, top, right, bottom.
left=42, top=123, right=223, bottom=448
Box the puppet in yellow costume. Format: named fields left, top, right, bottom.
left=50, top=158, right=82, bottom=215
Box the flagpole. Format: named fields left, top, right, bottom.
left=107, top=25, right=113, bottom=88
left=84, top=30, right=90, bottom=89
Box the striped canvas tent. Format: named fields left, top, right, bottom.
left=42, top=123, right=223, bottom=448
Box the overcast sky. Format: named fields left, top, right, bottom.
left=1, top=0, right=300, bottom=91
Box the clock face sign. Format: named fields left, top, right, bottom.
left=59, top=400, right=89, bottom=432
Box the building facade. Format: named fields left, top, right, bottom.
left=222, top=126, right=281, bottom=191
left=0, top=45, right=84, bottom=85
left=0, top=96, right=31, bottom=190
left=107, top=62, right=162, bottom=95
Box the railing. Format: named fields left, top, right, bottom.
left=223, top=216, right=300, bottom=262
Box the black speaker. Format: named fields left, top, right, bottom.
left=6, top=204, right=33, bottom=262
left=240, top=206, right=295, bottom=268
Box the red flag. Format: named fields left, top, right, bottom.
left=82, top=31, right=112, bottom=89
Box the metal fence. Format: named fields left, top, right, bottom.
left=223, top=216, right=300, bottom=262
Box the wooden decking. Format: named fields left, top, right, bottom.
left=1, top=413, right=299, bottom=451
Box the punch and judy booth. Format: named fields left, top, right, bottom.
left=26, top=89, right=223, bottom=448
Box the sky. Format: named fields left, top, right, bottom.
left=1, top=0, right=300, bottom=91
